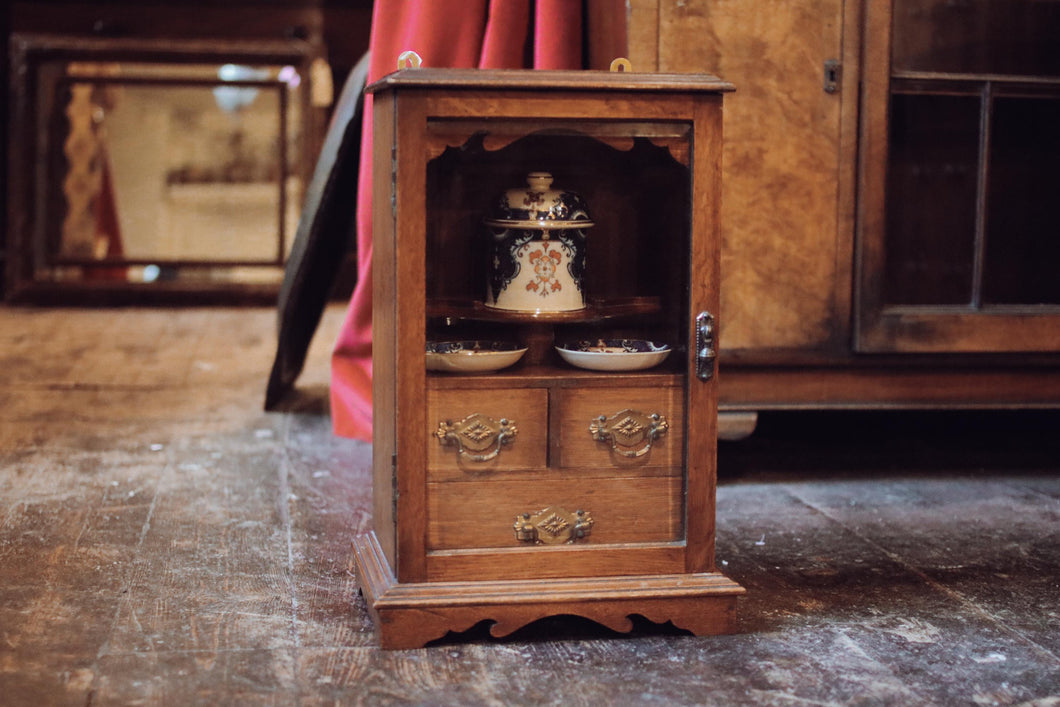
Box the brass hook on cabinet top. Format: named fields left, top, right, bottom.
left=397, top=50, right=423, bottom=70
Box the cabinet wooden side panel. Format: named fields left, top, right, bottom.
left=370, top=92, right=398, bottom=567
left=392, top=92, right=431, bottom=583
left=659, top=0, right=846, bottom=351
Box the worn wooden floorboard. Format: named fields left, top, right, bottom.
left=0, top=305, right=1058, bottom=705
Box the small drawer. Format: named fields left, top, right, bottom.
left=551, top=386, right=684, bottom=470
left=426, top=387, right=548, bottom=476
left=426, top=475, right=683, bottom=551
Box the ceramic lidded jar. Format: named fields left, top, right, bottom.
left=483, top=172, right=593, bottom=312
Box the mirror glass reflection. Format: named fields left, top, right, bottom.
left=38, top=60, right=304, bottom=287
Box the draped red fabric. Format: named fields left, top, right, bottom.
left=330, top=0, right=585, bottom=440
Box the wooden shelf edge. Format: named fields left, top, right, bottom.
left=427, top=367, right=684, bottom=389
left=353, top=531, right=743, bottom=649
left=427, top=296, right=663, bottom=323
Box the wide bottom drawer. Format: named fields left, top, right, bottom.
left=426, top=475, right=683, bottom=551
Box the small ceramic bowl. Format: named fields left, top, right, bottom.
left=555, top=339, right=671, bottom=372
left=426, top=340, right=527, bottom=373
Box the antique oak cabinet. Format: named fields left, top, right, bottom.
left=352, top=66, right=743, bottom=649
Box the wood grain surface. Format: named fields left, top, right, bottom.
left=426, top=475, right=683, bottom=551
left=426, top=388, right=549, bottom=475
left=632, top=0, right=850, bottom=352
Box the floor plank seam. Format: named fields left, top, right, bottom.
left=87, top=448, right=166, bottom=699
left=782, top=484, right=1060, bottom=668
left=279, top=414, right=303, bottom=658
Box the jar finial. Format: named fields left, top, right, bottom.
left=526, top=172, right=553, bottom=191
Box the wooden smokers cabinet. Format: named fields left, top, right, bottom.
left=352, top=67, right=743, bottom=649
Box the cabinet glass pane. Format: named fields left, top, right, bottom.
left=983, top=94, right=1060, bottom=305
left=885, top=93, right=980, bottom=305
left=893, top=0, right=1060, bottom=77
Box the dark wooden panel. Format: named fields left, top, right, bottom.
left=884, top=92, right=980, bottom=306
left=892, top=0, right=1060, bottom=77
left=984, top=93, right=1060, bottom=305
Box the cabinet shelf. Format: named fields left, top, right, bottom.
left=427, top=296, right=663, bottom=323
left=427, top=366, right=684, bottom=389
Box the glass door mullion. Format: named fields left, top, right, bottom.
left=970, top=81, right=993, bottom=310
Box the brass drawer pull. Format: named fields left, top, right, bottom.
left=435, top=413, right=517, bottom=462
left=590, top=409, right=668, bottom=458
left=513, top=506, right=593, bottom=545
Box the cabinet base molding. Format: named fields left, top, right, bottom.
left=353, top=531, right=745, bottom=650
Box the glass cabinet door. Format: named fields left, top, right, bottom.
left=856, top=0, right=1060, bottom=352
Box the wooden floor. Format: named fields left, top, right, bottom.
left=1, top=305, right=1058, bottom=705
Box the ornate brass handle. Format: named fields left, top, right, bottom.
left=513, top=506, right=594, bottom=545
left=590, top=409, right=668, bottom=458
left=435, top=413, right=517, bottom=462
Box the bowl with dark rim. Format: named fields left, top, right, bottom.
left=426, top=340, right=527, bottom=373
left=555, top=339, right=670, bottom=371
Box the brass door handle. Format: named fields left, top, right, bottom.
left=435, top=413, right=517, bottom=462
left=696, top=311, right=716, bottom=381
left=590, top=409, right=668, bottom=458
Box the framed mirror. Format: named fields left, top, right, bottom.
left=7, top=34, right=325, bottom=303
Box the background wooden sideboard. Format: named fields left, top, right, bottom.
left=630, top=0, right=1060, bottom=422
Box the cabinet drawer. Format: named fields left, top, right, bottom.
left=426, top=388, right=548, bottom=475
left=426, top=476, right=683, bottom=551
left=551, top=386, right=684, bottom=470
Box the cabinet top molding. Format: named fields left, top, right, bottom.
left=367, top=67, right=734, bottom=95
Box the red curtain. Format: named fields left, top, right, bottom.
left=330, top=0, right=586, bottom=440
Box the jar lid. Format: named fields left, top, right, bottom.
left=484, top=172, right=594, bottom=229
